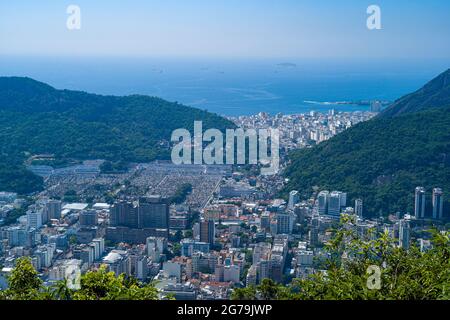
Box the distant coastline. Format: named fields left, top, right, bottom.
left=1, top=56, right=434, bottom=117
left=304, top=100, right=391, bottom=107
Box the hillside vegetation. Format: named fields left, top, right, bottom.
left=0, top=77, right=235, bottom=193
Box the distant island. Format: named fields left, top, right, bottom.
left=277, top=62, right=297, bottom=68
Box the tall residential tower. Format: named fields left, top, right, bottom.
left=432, top=188, right=444, bottom=219
left=414, top=187, right=426, bottom=219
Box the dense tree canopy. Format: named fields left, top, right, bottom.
left=0, top=77, right=235, bottom=194
left=0, top=258, right=159, bottom=300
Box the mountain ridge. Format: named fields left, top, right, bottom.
left=381, top=69, right=450, bottom=117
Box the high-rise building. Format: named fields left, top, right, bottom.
left=92, top=238, right=105, bottom=257
left=288, top=190, right=299, bottom=210
left=146, top=236, right=167, bottom=262
left=110, top=200, right=138, bottom=228
left=138, top=196, right=169, bottom=229
left=162, top=261, right=182, bottom=281
left=355, top=199, right=363, bottom=218
left=414, top=187, right=426, bottom=219
left=399, top=219, right=411, bottom=250
left=7, top=226, right=35, bottom=247
left=260, top=212, right=271, bottom=231
left=328, top=191, right=342, bottom=216
left=133, top=255, right=149, bottom=281
left=339, top=192, right=347, bottom=208
left=310, top=215, right=320, bottom=246
left=270, top=219, right=278, bottom=235
left=289, top=211, right=296, bottom=232
left=108, top=197, right=169, bottom=243
left=111, top=197, right=169, bottom=229
left=317, top=191, right=329, bottom=215
left=252, top=242, right=271, bottom=265
left=223, top=264, right=240, bottom=284
left=79, top=210, right=98, bottom=226
left=180, top=239, right=210, bottom=257
left=432, top=188, right=444, bottom=220
left=199, top=219, right=215, bottom=246
left=192, top=252, right=217, bottom=273
left=45, top=200, right=62, bottom=220
left=270, top=235, right=288, bottom=283
left=257, top=259, right=271, bottom=282
left=246, top=265, right=258, bottom=287
left=214, top=258, right=225, bottom=282
left=27, top=210, right=43, bottom=230
left=276, top=213, right=291, bottom=235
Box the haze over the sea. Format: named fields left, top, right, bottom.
left=1, top=1, right=449, bottom=116
left=1, top=56, right=448, bottom=116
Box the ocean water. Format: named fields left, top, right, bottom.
left=0, top=56, right=448, bottom=116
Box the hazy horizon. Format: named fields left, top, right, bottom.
left=1, top=0, right=449, bottom=59
left=1, top=1, right=449, bottom=116
left=1, top=55, right=448, bottom=116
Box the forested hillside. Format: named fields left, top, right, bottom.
left=0, top=77, right=235, bottom=194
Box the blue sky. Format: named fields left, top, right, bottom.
left=0, top=0, right=449, bottom=59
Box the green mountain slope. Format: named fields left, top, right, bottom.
left=381, top=69, right=450, bottom=117
left=0, top=77, right=235, bottom=194
left=285, top=70, right=450, bottom=217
